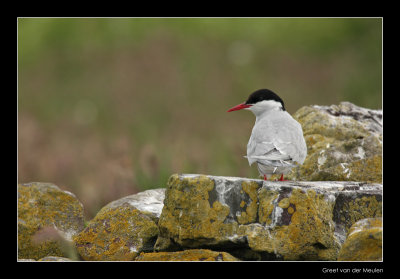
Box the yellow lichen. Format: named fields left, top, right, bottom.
left=136, top=249, right=239, bottom=261
left=258, top=188, right=279, bottom=225
left=278, top=198, right=290, bottom=209
left=338, top=218, right=382, bottom=261
left=73, top=205, right=158, bottom=261
left=157, top=175, right=381, bottom=261
left=288, top=105, right=382, bottom=182
left=341, top=195, right=382, bottom=232
left=18, top=183, right=84, bottom=260
left=237, top=180, right=260, bottom=224
left=251, top=187, right=339, bottom=260
left=157, top=175, right=238, bottom=249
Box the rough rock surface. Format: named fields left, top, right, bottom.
left=288, top=102, right=382, bottom=183
left=18, top=182, right=85, bottom=260
left=338, top=218, right=382, bottom=261
left=73, top=202, right=159, bottom=261
left=100, top=188, right=165, bottom=220
left=136, top=249, right=239, bottom=261
left=37, top=256, right=74, bottom=261
left=156, top=174, right=382, bottom=260
left=18, top=256, right=74, bottom=262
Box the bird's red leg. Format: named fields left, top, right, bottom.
left=264, top=174, right=267, bottom=181
left=278, top=174, right=287, bottom=181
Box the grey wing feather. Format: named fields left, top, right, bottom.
left=246, top=111, right=307, bottom=166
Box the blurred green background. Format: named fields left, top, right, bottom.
left=18, top=18, right=382, bottom=219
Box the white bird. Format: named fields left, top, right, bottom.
left=227, top=89, right=307, bottom=181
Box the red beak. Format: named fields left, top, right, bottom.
left=227, top=103, right=252, bottom=112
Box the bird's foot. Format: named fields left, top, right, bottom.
left=278, top=174, right=288, bottom=181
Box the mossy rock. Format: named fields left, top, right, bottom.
left=155, top=174, right=382, bottom=261
left=73, top=203, right=159, bottom=261
left=136, top=249, right=239, bottom=261
left=18, top=182, right=85, bottom=260
left=338, top=218, right=382, bottom=261
left=288, top=102, right=382, bottom=183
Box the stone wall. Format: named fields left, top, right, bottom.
left=17, top=102, right=382, bottom=261
left=17, top=176, right=382, bottom=261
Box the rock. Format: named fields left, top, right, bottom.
left=18, top=182, right=85, bottom=260
left=100, top=188, right=165, bottom=220
left=155, top=174, right=382, bottom=260
left=288, top=102, right=382, bottom=183
left=38, top=256, right=73, bottom=261
left=332, top=187, right=382, bottom=245
left=73, top=202, right=159, bottom=261
left=135, top=249, right=239, bottom=261
left=338, top=218, right=382, bottom=261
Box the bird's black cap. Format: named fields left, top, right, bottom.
left=245, top=89, right=285, bottom=111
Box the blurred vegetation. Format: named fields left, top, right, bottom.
left=18, top=18, right=382, bottom=219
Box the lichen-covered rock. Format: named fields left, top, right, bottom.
left=38, top=256, right=73, bottom=261
left=288, top=102, right=382, bottom=183
left=155, top=175, right=240, bottom=252
left=73, top=202, right=159, bottom=261
left=156, top=174, right=382, bottom=260
left=100, top=188, right=165, bottom=221
left=18, top=182, right=85, bottom=260
left=246, top=186, right=340, bottom=260
left=332, top=188, right=382, bottom=244
left=338, top=218, right=382, bottom=261
left=136, top=249, right=239, bottom=261
left=19, top=256, right=74, bottom=261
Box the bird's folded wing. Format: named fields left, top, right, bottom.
left=251, top=141, right=292, bottom=161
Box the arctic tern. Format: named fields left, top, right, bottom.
left=227, top=89, right=307, bottom=181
